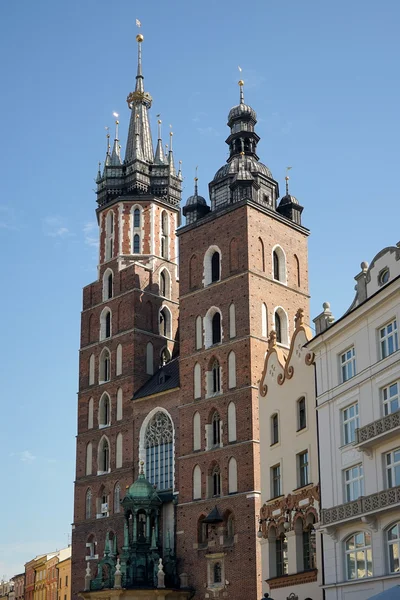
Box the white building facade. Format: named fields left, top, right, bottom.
left=258, top=308, right=323, bottom=600
left=309, top=243, right=400, bottom=600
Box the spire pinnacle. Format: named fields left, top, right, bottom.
left=135, top=34, right=144, bottom=93
left=285, top=166, right=292, bottom=195
left=238, top=79, right=245, bottom=104
left=168, top=130, right=175, bottom=175
left=154, top=118, right=165, bottom=164
left=110, top=115, right=122, bottom=166
left=178, top=160, right=182, bottom=179
left=194, top=166, right=199, bottom=195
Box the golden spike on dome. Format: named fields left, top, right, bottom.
left=238, top=79, right=245, bottom=104
left=136, top=33, right=144, bottom=42
left=285, top=166, right=292, bottom=195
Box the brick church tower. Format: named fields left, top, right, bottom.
left=175, top=80, right=310, bottom=599
left=71, top=34, right=310, bottom=600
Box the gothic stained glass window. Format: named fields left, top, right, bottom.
left=145, top=412, right=173, bottom=490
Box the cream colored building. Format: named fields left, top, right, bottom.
left=258, top=308, right=322, bottom=600
left=309, top=243, right=400, bottom=600
left=56, top=547, right=71, bottom=600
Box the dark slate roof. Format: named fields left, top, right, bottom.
left=133, top=358, right=180, bottom=401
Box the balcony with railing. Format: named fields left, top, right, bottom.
left=321, top=484, right=400, bottom=527
left=354, top=410, right=400, bottom=452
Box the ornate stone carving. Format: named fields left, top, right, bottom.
left=356, top=411, right=400, bottom=445
left=267, top=568, right=318, bottom=589
left=322, top=484, right=400, bottom=525
left=260, top=484, right=320, bottom=537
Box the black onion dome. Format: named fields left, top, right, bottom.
left=185, top=192, right=207, bottom=207
left=213, top=155, right=273, bottom=181
left=279, top=194, right=299, bottom=206
left=228, top=103, right=257, bottom=123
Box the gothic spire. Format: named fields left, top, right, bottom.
left=102, top=130, right=111, bottom=175
left=110, top=117, right=122, bottom=166
left=154, top=118, right=165, bottom=164
left=125, top=34, right=154, bottom=163
left=168, top=130, right=176, bottom=175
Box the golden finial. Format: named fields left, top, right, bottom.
left=238, top=79, right=245, bottom=104
left=285, top=166, right=292, bottom=196
left=139, top=460, right=145, bottom=475
left=136, top=33, right=144, bottom=43
left=238, top=79, right=244, bottom=86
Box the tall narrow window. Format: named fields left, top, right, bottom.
left=229, top=303, right=236, bottom=338
left=193, top=412, right=201, bottom=451
left=271, top=464, right=281, bottom=498
left=86, top=443, right=92, bottom=476
left=342, top=403, right=359, bottom=445
left=271, top=414, right=279, bottom=445
left=303, top=525, right=316, bottom=570
left=345, top=532, right=372, bottom=580
left=116, top=344, right=122, bottom=375
left=193, top=464, right=202, bottom=500
left=211, top=251, right=220, bottom=282
left=159, top=307, right=171, bottom=338
left=275, top=312, right=282, bottom=343
left=273, top=251, right=280, bottom=281
left=194, top=363, right=201, bottom=399
left=146, top=342, right=154, bottom=375
left=160, top=271, right=166, bottom=297
left=212, top=412, right=221, bottom=446
left=99, top=349, right=111, bottom=383
left=298, top=451, right=309, bottom=487
left=380, top=319, right=398, bottom=359
left=116, top=433, right=123, bottom=468
left=133, top=234, right=140, bottom=254
left=228, top=351, right=236, bottom=388
left=98, top=437, right=110, bottom=473
left=105, top=312, right=111, bottom=338
left=213, top=563, right=222, bottom=584
left=160, top=347, right=171, bottom=366
left=99, top=394, right=111, bottom=428
left=388, top=523, right=400, bottom=573
left=196, top=315, right=203, bottom=350
left=144, top=411, right=174, bottom=491
left=383, top=382, right=399, bottom=415
left=344, top=464, right=364, bottom=501
left=134, top=208, right=140, bottom=228
left=259, top=238, right=265, bottom=271
left=228, top=457, right=238, bottom=493
left=161, top=211, right=169, bottom=259
left=297, top=397, right=306, bottom=430
left=105, top=211, right=114, bottom=261
left=294, top=254, right=300, bottom=287
left=88, top=397, right=94, bottom=429
left=212, top=466, right=221, bottom=497
left=100, top=309, right=112, bottom=340
left=262, top=303, right=268, bottom=337
left=85, top=489, right=92, bottom=519
left=103, top=270, right=113, bottom=301
left=211, top=360, right=221, bottom=394
left=341, top=347, right=356, bottom=382
left=116, top=388, right=123, bottom=420
left=212, top=312, right=221, bottom=344
left=386, top=448, right=400, bottom=488
left=276, top=534, right=288, bottom=576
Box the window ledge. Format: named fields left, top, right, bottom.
left=267, top=494, right=285, bottom=503
left=85, top=555, right=98, bottom=561
left=99, top=424, right=110, bottom=430
left=270, top=442, right=279, bottom=447
left=292, top=482, right=313, bottom=493
left=296, top=426, right=307, bottom=433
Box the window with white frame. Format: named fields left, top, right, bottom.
left=98, top=437, right=110, bottom=474
left=386, top=448, right=400, bottom=488
left=204, top=246, right=221, bottom=286
left=271, top=413, right=279, bottom=445
left=99, top=348, right=111, bottom=383
left=132, top=207, right=142, bottom=254
left=341, top=347, right=356, bottom=382
left=271, top=464, right=281, bottom=498
left=387, top=523, right=400, bottom=573
left=380, top=319, right=399, bottom=359
left=297, top=397, right=306, bottom=430
left=105, top=211, right=114, bottom=261
left=212, top=411, right=221, bottom=446
left=100, top=308, right=111, bottom=340
left=99, top=394, right=111, bottom=428
left=161, top=211, right=169, bottom=259
left=383, top=381, right=399, bottom=415
left=344, top=464, right=364, bottom=502
left=298, top=450, right=309, bottom=487
left=345, top=532, right=372, bottom=580
left=103, top=269, right=113, bottom=301
left=342, top=403, right=359, bottom=445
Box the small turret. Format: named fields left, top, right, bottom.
left=183, top=174, right=210, bottom=224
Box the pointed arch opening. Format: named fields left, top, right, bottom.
left=204, top=245, right=222, bottom=286
left=103, top=269, right=114, bottom=301
left=105, top=211, right=114, bottom=261
left=272, top=245, right=287, bottom=284
left=88, top=397, right=94, bottom=430
left=228, top=402, right=237, bottom=442
left=85, top=488, right=92, bottom=519
left=85, top=442, right=92, bottom=476
left=116, top=433, right=123, bottom=468
left=161, top=211, right=169, bottom=259
left=99, top=393, right=111, bottom=428
left=193, top=464, right=202, bottom=500
left=89, top=353, right=95, bottom=385
left=143, top=410, right=174, bottom=491
left=100, top=308, right=112, bottom=340
left=228, top=351, right=237, bottom=389
left=159, top=306, right=172, bottom=338
left=98, top=436, right=110, bottom=474
left=193, top=411, right=201, bottom=451
left=228, top=457, right=238, bottom=494
left=159, top=268, right=171, bottom=299
left=114, top=483, right=121, bottom=513
left=274, top=307, right=289, bottom=346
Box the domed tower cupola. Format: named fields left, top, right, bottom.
left=182, top=176, right=210, bottom=224
left=277, top=173, right=304, bottom=225
left=208, top=80, right=279, bottom=212
left=226, top=80, right=260, bottom=161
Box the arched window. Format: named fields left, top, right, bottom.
left=229, top=303, right=236, bottom=338
left=116, top=344, right=122, bottom=375
left=161, top=211, right=169, bottom=259
left=116, top=433, right=123, bottom=468
left=105, top=211, right=114, bottom=261
left=204, top=246, right=222, bottom=286
left=85, top=488, right=92, bottom=519
left=193, top=464, right=202, bottom=500
left=144, top=411, right=173, bottom=490
left=303, top=522, right=316, bottom=570
left=387, top=523, right=400, bottom=573
left=133, top=234, right=140, bottom=254
left=159, top=269, right=171, bottom=299
left=211, top=251, right=220, bottom=282
left=228, top=457, right=238, bottom=493
left=99, top=394, right=111, bottom=428
left=88, top=397, right=94, bottom=429
left=86, top=442, right=92, bottom=475
left=212, top=313, right=221, bottom=345
left=274, top=307, right=289, bottom=345
left=194, top=363, right=201, bottom=399
left=276, top=533, right=288, bottom=576
left=193, top=412, right=201, bottom=450
left=89, top=354, right=95, bottom=385
left=160, top=347, right=171, bottom=366
left=212, top=412, right=221, bottom=446
left=345, top=532, right=372, bottom=580
left=212, top=465, right=221, bottom=497
left=213, top=563, right=222, bottom=584
left=134, top=208, right=140, bottom=228
left=272, top=246, right=287, bottom=284
left=196, top=316, right=203, bottom=350
left=211, top=360, right=221, bottom=395
left=228, top=351, right=236, bottom=388
left=114, top=483, right=121, bottom=513
left=160, top=271, right=166, bottom=297
left=146, top=342, right=154, bottom=375
left=98, top=437, right=110, bottom=474
left=159, top=307, right=171, bottom=338
left=116, top=388, right=123, bottom=420
left=100, top=308, right=112, bottom=340
left=259, top=238, right=265, bottom=271
left=228, top=402, right=237, bottom=442
left=294, top=254, right=301, bottom=287
left=103, top=269, right=113, bottom=301
left=262, top=303, right=268, bottom=337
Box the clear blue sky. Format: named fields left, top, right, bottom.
left=1, top=0, right=399, bottom=579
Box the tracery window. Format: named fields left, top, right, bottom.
left=145, top=411, right=173, bottom=490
